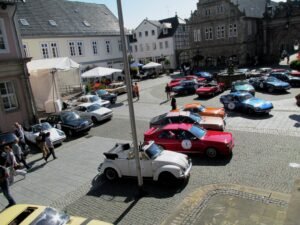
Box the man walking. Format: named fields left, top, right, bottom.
left=14, top=122, right=26, bottom=151
left=0, top=162, right=16, bottom=208
left=133, top=82, right=140, bottom=100
left=165, top=83, right=171, bottom=100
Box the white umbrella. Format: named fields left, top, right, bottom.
left=81, top=67, right=122, bottom=78
left=142, top=62, right=162, bottom=69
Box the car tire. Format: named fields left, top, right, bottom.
left=268, top=86, right=274, bottom=93
left=205, top=147, right=218, bottom=159
left=91, top=116, right=98, bottom=124
left=67, top=129, right=73, bottom=137
left=104, top=168, right=118, bottom=181
left=227, top=102, right=235, bottom=110
left=158, top=172, right=177, bottom=186
left=247, top=108, right=254, bottom=114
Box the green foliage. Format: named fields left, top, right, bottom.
left=290, top=60, right=300, bottom=71
left=164, top=58, right=170, bottom=66
left=85, top=83, right=91, bottom=93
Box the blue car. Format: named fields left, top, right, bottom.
left=172, top=80, right=199, bottom=95
left=249, top=76, right=290, bottom=93
left=194, top=71, right=213, bottom=81
left=220, top=92, right=273, bottom=114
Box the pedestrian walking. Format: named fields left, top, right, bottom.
left=4, top=145, right=26, bottom=184
left=165, top=84, right=171, bottom=100
left=36, top=132, right=50, bottom=162
left=171, top=97, right=177, bottom=110
left=0, top=162, right=16, bottom=208
left=14, top=122, right=26, bottom=152
left=133, top=82, right=140, bottom=100
left=12, top=138, right=30, bottom=170
left=45, top=132, right=57, bottom=160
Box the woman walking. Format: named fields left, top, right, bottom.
left=45, top=132, right=57, bottom=160
left=12, top=138, right=30, bottom=169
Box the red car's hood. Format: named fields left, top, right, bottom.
left=197, top=87, right=214, bottom=92
left=202, top=130, right=233, bottom=143
left=168, top=81, right=181, bottom=88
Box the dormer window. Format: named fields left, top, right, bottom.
left=48, top=20, right=57, bottom=26
left=163, top=28, right=168, bottom=35
left=83, top=20, right=91, bottom=27
left=19, top=19, right=29, bottom=26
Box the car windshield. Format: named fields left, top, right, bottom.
left=235, top=84, right=252, bottom=90
left=90, top=95, right=100, bottom=102
left=87, top=104, right=101, bottom=112
left=239, top=94, right=253, bottom=101
left=145, top=143, right=163, bottom=159
left=197, top=105, right=206, bottom=112
left=30, top=207, right=70, bottom=225
left=32, top=123, right=52, bottom=133
left=266, top=77, right=279, bottom=82
left=189, top=113, right=201, bottom=123
left=61, top=112, right=80, bottom=122
left=97, top=90, right=107, bottom=96
left=189, top=125, right=206, bottom=139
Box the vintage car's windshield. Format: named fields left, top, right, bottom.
left=145, top=143, right=163, bottom=159
left=266, top=77, right=279, bottom=82
left=97, top=90, right=108, bottom=96
left=30, top=207, right=70, bottom=225
left=90, top=95, right=100, bottom=102
left=87, top=104, right=101, bottom=112
left=189, top=113, right=201, bottom=123
left=189, top=125, right=206, bottom=139
left=32, top=122, right=52, bottom=133
left=61, top=112, right=80, bottom=123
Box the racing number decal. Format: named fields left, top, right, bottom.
left=181, top=139, right=192, bottom=149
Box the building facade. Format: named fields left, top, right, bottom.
left=187, top=0, right=268, bottom=68
left=0, top=0, right=36, bottom=132
left=129, top=16, right=188, bottom=69
left=16, top=0, right=126, bottom=71
left=263, top=0, right=300, bottom=64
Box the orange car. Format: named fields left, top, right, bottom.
left=181, top=102, right=226, bottom=119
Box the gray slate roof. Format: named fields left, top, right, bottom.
left=16, top=0, right=121, bottom=37
left=230, top=0, right=267, bottom=18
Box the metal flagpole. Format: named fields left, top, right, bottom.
left=116, top=0, right=143, bottom=189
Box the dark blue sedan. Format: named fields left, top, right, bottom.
left=194, top=71, right=214, bottom=81
left=172, top=80, right=199, bottom=95
left=249, top=76, right=290, bottom=93
left=220, top=92, right=273, bottom=114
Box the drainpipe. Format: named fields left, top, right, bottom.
left=12, top=3, right=37, bottom=124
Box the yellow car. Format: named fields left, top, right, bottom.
left=0, top=204, right=112, bottom=225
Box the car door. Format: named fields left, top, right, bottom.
left=157, top=130, right=180, bottom=151
left=127, top=152, right=152, bottom=178
left=178, top=129, right=206, bottom=154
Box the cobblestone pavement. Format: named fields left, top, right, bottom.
left=1, top=74, right=299, bottom=224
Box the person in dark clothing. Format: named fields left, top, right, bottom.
left=165, top=84, right=171, bottom=100
left=36, top=132, right=49, bottom=161
left=45, top=132, right=56, bottom=160
left=171, top=97, right=177, bottom=110
left=0, top=162, right=16, bottom=208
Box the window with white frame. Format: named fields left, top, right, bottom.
left=134, top=45, right=138, bottom=52
left=0, top=19, right=9, bottom=53
left=229, top=24, right=238, bottom=37
left=194, top=29, right=201, bottom=42
left=159, top=42, right=163, bottom=49
left=153, top=42, right=156, bottom=50
left=205, top=27, right=213, bottom=40
left=194, top=30, right=197, bottom=42
left=197, top=29, right=201, bottom=41
left=139, top=32, right=142, bottom=37
left=217, top=5, right=224, bottom=14
left=92, top=41, right=98, bottom=55
left=216, top=26, right=225, bottom=39
left=69, top=42, right=76, bottom=56
left=205, top=8, right=211, bottom=16
left=50, top=42, right=59, bottom=57
left=23, top=43, right=29, bottom=57
left=77, top=41, right=83, bottom=56
left=118, top=40, right=122, bottom=52
left=0, top=81, right=18, bottom=111
left=165, top=41, right=169, bottom=48
left=105, top=40, right=111, bottom=53
left=41, top=43, right=49, bottom=58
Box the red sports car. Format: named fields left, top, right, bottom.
left=196, top=83, right=225, bottom=97
left=144, top=123, right=234, bottom=158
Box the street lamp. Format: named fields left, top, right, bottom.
left=116, top=0, right=143, bottom=190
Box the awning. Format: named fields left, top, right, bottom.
left=81, top=67, right=122, bottom=78
left=27, top=57, right=80, bottom=72
left=142, top=62, right=162, bottom=69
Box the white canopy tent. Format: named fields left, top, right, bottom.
left=81, top=67, right=122, bottom=79
left=27, top=57, right=80, bottom=112
left=142, top=62, right=162, bottom=69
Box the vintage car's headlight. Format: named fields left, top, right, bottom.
left=57, top=130, right=65, bottom=136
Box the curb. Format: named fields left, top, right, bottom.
left=161, top=183, right=290, bottom=225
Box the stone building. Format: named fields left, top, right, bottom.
left=187, top=0, right=268, bottom=68
left=263, top=0, right=300, bottom=64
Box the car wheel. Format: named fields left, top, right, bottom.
left=205, top=147, right=218, bottom=159
left=227, top=102, right=235, bottom=110
left=91, top=116, right=98, bottom=124
left=67, top=129, right=73, bottom=137
left=158, top=172, right=177, bottom=186
left=247, top=108, right=254, bottom=114
left=104, top=168, right=118, bottom=181
left=268, top=86, right=274, bottom=93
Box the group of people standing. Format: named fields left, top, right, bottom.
left=0, top=122, right=57, bottom=209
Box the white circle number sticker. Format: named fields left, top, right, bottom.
left=181, top=140, right=192, bottom=149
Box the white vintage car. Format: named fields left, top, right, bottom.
left=74, top=94, right=110, bottom=108
left=24, top=122, right=66, bottom=145
left=73, top=103, right=113, bottom=123
left=98, top=141, right=192, bottom=184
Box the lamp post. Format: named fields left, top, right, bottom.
left=116, top=0, right=143, bottom=190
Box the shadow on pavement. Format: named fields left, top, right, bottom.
left=289, top=114, right=300, bottom=128
left=87, top=174, right=188, bottom=202
left=225, top=110, right=273, bottom=120
left=110, top=102, right=124, bottom=109
left=191, top=154, right=232, bottom=166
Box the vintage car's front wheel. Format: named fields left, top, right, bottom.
left=158, top=172, right=177, bottom=186
left=104, top=168, right=118, bottom=181
left=205, top=147, right=218, bottom=159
